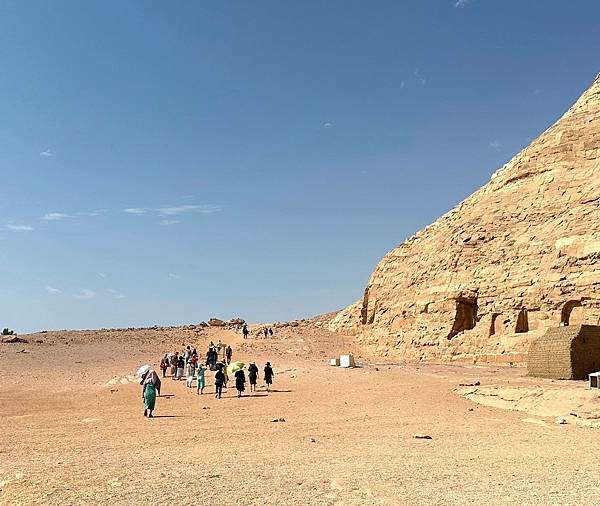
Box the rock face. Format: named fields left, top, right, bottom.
left=328, top=73, right=600, bottom=363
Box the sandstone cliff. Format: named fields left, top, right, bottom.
left=328, top=73, right=600, bottom=363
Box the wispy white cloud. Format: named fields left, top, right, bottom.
left=157, top=204, right=221, bottom=216
left=78, top=209, right=107, bottom=217
left=159, top=219, right=179, bottom=226
left=73, top=288, right=96, bottom=300
left=42, top=212, right=70, bottom=221
left=400, top=81, right=406, bottom=88
left=455, top=0, right=473, bottom=7
left=6, top=224, right=34, bottom=231
left=489, top=140, right=502, bottom=151
left=123, top=208, right=147, bottom=215
left=323, top=122, right=333, bottom=128
left=46, top=286, right=62, bottom=295
left=107, top=288, right=125, bottom=299
left=40, top=149, right=53, bottom=157
left=98, top=272, right=107, bottom=278
left=168, top=273, right=181, bottom=280
left=413, top=68, right=427, bottom=86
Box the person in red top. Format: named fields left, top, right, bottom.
left=159, top=354, right=169, bottom=378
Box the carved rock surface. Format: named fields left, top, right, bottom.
left=327, top=73, right=600, bottom=363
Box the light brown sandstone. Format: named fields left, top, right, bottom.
left=327, top=73, right=600, bottom=363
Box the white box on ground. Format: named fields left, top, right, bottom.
left=339, top=354, right=355, bottom=368
left=589, top=371, right=600, bottom=389
left=330, top=358, right=340, bottom=366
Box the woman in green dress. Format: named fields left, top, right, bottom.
left=196, top=362, right=206, bottom=395
left=141, top=369, right=161, bottom=418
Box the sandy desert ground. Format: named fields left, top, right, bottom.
left=2, top=323, right=600, bottom=506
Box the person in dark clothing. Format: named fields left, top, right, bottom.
left=225, top=345, right=232, bottom=364
left=242, top=324, right=249, bottom=339
left=160, top=354, right=169, bottom=378
left=176, top=355, right=185, bottom=380
left=214, top=368, right=225, bottom=399
left=234, top=368, right=246, bottom=397
left=264, top=327, right=268, bottom=338
left=264, top=362, right=274, bottom=392
left=248, top=362, right=259, bottom=392
left=268, top=328, right=273, bottom=337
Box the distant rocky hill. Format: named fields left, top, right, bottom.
left=326, top=72, right=600, bottom=364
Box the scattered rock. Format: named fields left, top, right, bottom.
left=459, top=381, right=480, bottom=387
left=308, top=437, right=316, bottom=443
left=555, top=417, right=567, bottom=425
left=2, top=336, right=28, bottom=344
left=35, top=340, right=44, bottom=344
left=208, top=318, right=225, bottom=327
left=413, top=434, right=432, bottom=440
left=270, top=417, right=286, bottom=423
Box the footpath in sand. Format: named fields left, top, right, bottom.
left=2, top=323, right=600, bottom=505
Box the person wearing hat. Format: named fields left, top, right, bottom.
left=234, top=366, right=246, bottom=398
left=248, top=362, right=259, bottom=392
left=264, top=362, right=274, bottom=392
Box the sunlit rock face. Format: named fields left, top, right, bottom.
left=328, top=73, right=600, bottom=364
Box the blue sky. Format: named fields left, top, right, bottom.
left=1, top=0, right=598, bottom=333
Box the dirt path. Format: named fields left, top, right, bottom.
left=2, top=326, right=600, bottom=505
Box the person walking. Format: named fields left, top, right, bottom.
left=169, top=352, right=178, bottom=377
left=214, top=367, right=225, bottom=399
left=248, top=362, right=259, bottom=392
left=242, top=324, right=249, bottom=339
left=176, top=355, right=185, bottom=380
left=264, top=362, right=274, bottom=392
left=196, top=362, right=206, bottom=395
left=234, top=367, right=246, bottom=398
left=225, top=345, right=232, bottom=365
left=264, top=327, right=268, bottom=338
left=268, top=328, right=273, bottom=337
left=186, top=359, right=196, bottom=388
left=160, top=354, right=169, bottom=378
left=220, top=362, right=229, bottom=388
left=141, top=369, right=161, bottom=418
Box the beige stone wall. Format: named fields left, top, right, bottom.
left=327, top=73, right=600, bottom=363
left=527, top=325, right=600, bottom=379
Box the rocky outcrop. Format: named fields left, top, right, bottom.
left=327, top=73, right=600, bottom=363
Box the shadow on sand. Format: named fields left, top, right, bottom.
left=218, top=393, right=270, bottom=400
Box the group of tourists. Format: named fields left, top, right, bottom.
left=241, top=323, right=274, bottom=339
left=216, top=360, right=274, bottom=398
left=144, top=342, right=275, bottom=415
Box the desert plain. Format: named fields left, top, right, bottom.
left=2, top=321, right=600, bottom=506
